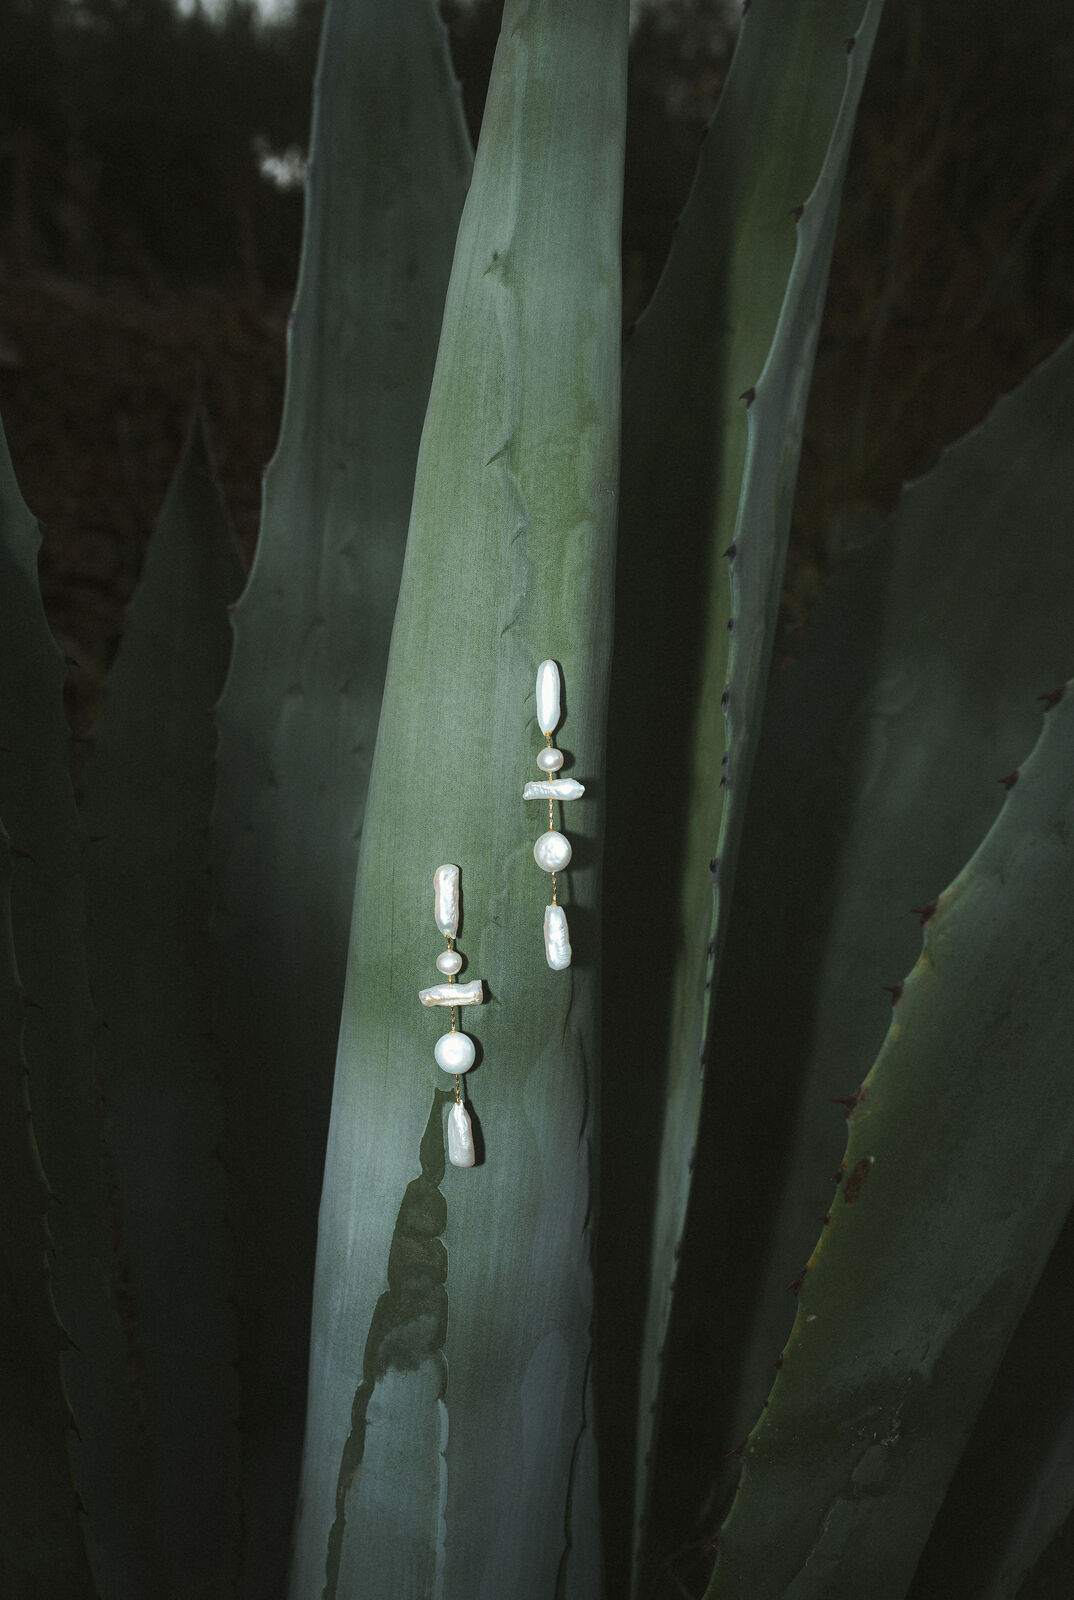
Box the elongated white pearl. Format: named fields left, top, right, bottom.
left=537, top=746, right=564, bottom=772
left=436, top=948, right=462, bottom=975
left=544, top=904, right=572, bottom=970
left=536, top=659, right=562, bottom=735
left=419, top=980, right=484, bottom=1008
left=533, top=831, right=572, bottom=872
left=433, top=864, right=460, bottom=938
left=435, top=1032, right=475, bottom=1073
left=523, top=778, right=585, bottom=802
left=447, top=1101, right=475, bottom=1167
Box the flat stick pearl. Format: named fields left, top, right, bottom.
left=533, top=831, right=572, bottom=872
left=523, top=778, right=585, bottom=802
left=447, top=1101, right=475, bottom=1167
left=537, top=746, right=564, bottom=772
left=434, top=1032, right=475, bottom=1073
left=433, top=864, right=460, bottom=938
left=544, top=904, right=572, bottom=970
left=536, top=659, right=562, bottom=735
left=436, top=948, right=463, bottom=975
left=419, top=980, right=484, bottom=1007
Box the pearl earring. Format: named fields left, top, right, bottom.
left=419, top=863, right=482, bottom=1167
left=523, top=660, right=584, bottom=969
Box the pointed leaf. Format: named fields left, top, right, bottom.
left=0, top=421, right=155, bottom=1595
left=80, top=412, right=244, bottom=1597
left=210, top=1, right=472, bottom=1586
left=290, top=1, right=628, bottom=1593
left=605, top=0, right=885, bottom=1570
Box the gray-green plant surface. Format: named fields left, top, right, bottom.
left=1, top=1, right=1072, bottom=1598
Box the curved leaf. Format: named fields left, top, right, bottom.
left=605, top=0, right=885, bottom=1575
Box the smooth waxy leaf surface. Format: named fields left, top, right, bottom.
left=210, top=1, right=471, bottom=1587
left=291, top=2, right=627, bottom=1595
left=80, top=413, right=244, bottom=1597
left=0, top=422, right=154, bottom=1595
left=604, top=0, right=884, bottom=1575
left=708, top=337, right=1074, bottom=1596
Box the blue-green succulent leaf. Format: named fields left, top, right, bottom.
left=210, top=1, right=472, bottom=1587
left=290, top=2, right=628, bottom=1594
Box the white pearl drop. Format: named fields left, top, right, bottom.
left=537, top=746, right=564, bottom=772
left=433, top=864, right=460, bottom=938
left=447, top=1101, right=475, bottom=1167
left=544, top=904, right=572, bottom=970
left=536, top=659, right=562, bottom=736
left=436, top=949, right=462, bottom=975
left=533, top=830, right=572, bottom=872
left=434, top=1032, right=475, bottom=1073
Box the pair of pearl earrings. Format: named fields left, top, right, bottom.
left=419, top=659, right=584, bottom=1170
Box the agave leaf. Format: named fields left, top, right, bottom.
left=290, top=1, right=627, bottom=1593
left=710, top=679, right=1074, bottom=1597
left=210, top=1, right=472, bottom=1586
left=0, top=422, right=155, bottom=1594
left=0, top=817, right=98, bottom=1600
left=705, top=337, right=1074, bottom=1596
left=678, top=332, right=1074, bottom=1546
left=79, top=412, right=244, bottom=1597
left=605, top=0, right=884, bottom=1572
left=907, top=1199, right=1074, bottom=1599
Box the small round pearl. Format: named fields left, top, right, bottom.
left=533, top=830, right=572, bottom=872
left=436, top=949, right=463, bottom=975
left=537, top=746, right=564, bottom=772
left=434, top=1032, right=476, bottom=1073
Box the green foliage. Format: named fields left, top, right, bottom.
left=1, top=2, right=1073, bottom=1599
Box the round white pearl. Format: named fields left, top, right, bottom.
left=434, top=1032, right=475, bottom=1073
left=533, top=830, right=572, bottom=872
left=436, top=949, right=463, bottom=975
left=537, top=746, right=564, bottom=772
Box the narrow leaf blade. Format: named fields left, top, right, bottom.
left=80, top=411, right=244, bottom=1596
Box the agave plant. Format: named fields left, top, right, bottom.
left=2, top=1, right=1073, bottom=1599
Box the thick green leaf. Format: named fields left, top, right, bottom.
left=290, top=1, right=627, bottom=1594
left=710, top=334, right=1074, bottom=1587
left=210, top=1, right=472, bottom=1588
left=709, top=677, right=1074, bottom=1596
left=604, top=0, right=884, bottom=1575
left=674, top=332, right=1074, bottom=1557
left=0, top=422, right=155, bottom=1594
left=79, top=412, right=244, bottom=1598
left=0, top=817, right=97, bottom=1600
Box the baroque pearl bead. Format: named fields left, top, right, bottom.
left=537, top=746, right=564, bottom=772
left=435, top=1032, right=475, bottom=1073
left=544, top=904, right=572, bottom=970
left=536, top=659, right=562, bottom=736
left=447, top=1101, right=475, bottom=1167
left=418, top=980, right=484, bottom=1008
left=523, top=778, right=585, bottom=802
left=436, top=948, right=462, bottom=975
left=433, top=864, right=460, bottom=938
left=534, top=830, right=572, bottom=872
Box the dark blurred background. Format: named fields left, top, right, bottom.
left=1, top=0, right=1071, bottom=733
